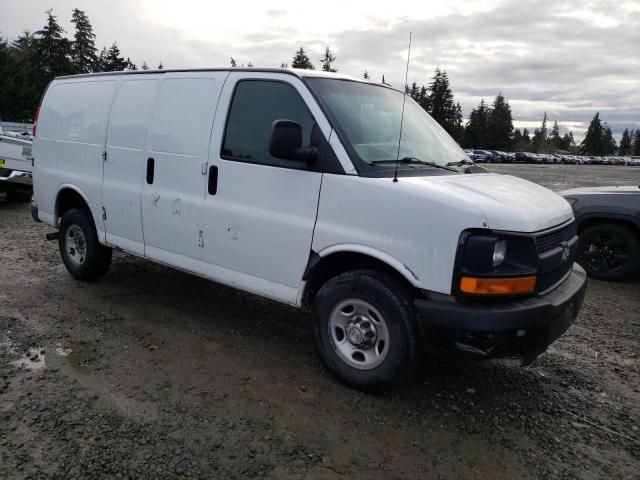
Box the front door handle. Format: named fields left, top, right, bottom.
left=146, top=158, right=155, bottom=184
left=208, top=165, right=218, bottom=195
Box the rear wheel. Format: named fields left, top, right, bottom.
left=577, top=224, right=640, bottom=281
left=312, top=270, right=417, bottom=390
left=59, top=208, right=112, bottom=281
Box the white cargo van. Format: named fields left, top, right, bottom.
left=32, top=68, right=586, bottom=389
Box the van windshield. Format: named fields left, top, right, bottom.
left=306, top=78, right=467, bottom=170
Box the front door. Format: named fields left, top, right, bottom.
left=141, top=73, right=226, bottom=270
left=200, top=73, right=324, bottom=304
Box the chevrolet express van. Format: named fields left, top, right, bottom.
left=32, top=68, right=587, bottom=389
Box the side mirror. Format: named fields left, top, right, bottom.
left=269, top=119, right=318, bottom=164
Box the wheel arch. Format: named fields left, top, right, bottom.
left=577, top=214, right=640, bottom=236
left=55, top=185, right=92, bottom=224
left=300, top=245, right=421, bottom=307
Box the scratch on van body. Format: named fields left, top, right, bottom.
left=227, top=227, right=239, bottom=241
left=172, top=198, right=181, bottom=215
left=403, top=264, right=419, bottom=281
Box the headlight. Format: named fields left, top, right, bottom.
left=492, top=239, right=507, bottom=267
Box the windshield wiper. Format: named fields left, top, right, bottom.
left=446, top=158, right=473, bottom=167
left=371, top=157, right=458, bottom=172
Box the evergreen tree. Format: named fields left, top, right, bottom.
left=319, top=46, right=336, bottom=72
left=634, top=130, right=640, bottom=155
left=101, top=43, right=128, bottom=71
left=486, top=93, right=513, bottom=150
left=247, top=61, right=253, bottom=68
left=548, top=120, right=562, bottom=150
left=96, top=46, right=108, bottom=71
left=280, top=62, right=288, bottom=68
left=580, top=112, right=605, bottom=155
left=559, top=131, right=575, bottom=151
left=291, top=47, right=314, bottom=69
left=141, top=61, right=149, bottom=70
left=35, top=9, right=73, bottom=78
left=2, top=31, right=41, bottom=119
left=452, top=102, right=464, bottom=143
left=230, top=57, right=237, bottom=67
left=619, top=128, right=631, bottom=155
left=70, top=9, right=97, bottom=73
left=603, top=123, right=616, bottom=155
left=522, top=128, right=531, bottom=144
left=424, top=68, right=458, bottom=135
left=532, top=112, right=548, bottom=152
left=126, top=57, right=137, bottom=70
left=157, top=62, right=164, bottom=69
left=513, top=128, right=523, bottom=146
left=363, top=70, right=369, bottom=79
left=462, top=99, right=490, bottom=148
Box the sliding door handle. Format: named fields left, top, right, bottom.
left=146, top=157, right=155, bottom=184
left=208, top=165, right=218, bottom=195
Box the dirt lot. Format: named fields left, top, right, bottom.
left=1, top=165, right=639, bottom=479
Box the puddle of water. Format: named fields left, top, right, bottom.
left=8, top=342, right=91, bottom=375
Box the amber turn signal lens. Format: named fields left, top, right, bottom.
left=460, top=276, right=537, bottom=295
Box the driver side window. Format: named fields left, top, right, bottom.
left=221, top=80, right=315, bottom=169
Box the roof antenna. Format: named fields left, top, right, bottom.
left=393, top=32, right=412, bottom=183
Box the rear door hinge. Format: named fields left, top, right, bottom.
left=102, top=151, right=107, bottom=161
left=198, top=230, right=204, bottom=247
left=101, top=207, right=107, bottom=221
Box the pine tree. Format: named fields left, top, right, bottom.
left=619, top=128, right=631, bottom=155
left=3, top=31, right=41, bottom=119
left=532, top=112, right=548, bottom=152
left=486, top=93, right=513, bottom=150
left=634, top=130, right=640, bottom=155
left=580, top=112, right=605, bottom=155
left=230, top=57, right=237, bottom=67
left=291, top=47, right=313, bottom=69
left=141, top=61, right=149, bottom=70
left=462, top=99, right=490, bottom=148
left=280, top=62, right=288, bottom=68
left=513, top=128, right=523, bottom=146
left=157, top=62, right=164, bottom=70
left=126, top=57, right=137, bottom=70
left=363, top=70, right=369, bottom=79
left=424, top=68, right=459, bottom=136
left=559, top=132, right=575, bottom=150
left=101, top=43, right=128, bottom=71
left=70, top=9, right=97, bottom=73
left=548, top=120, right=562, bottom=151
left=96, top=46, right=108, bottom=71
left=35, top=9, right=73, bottom=78
left=319, top=46, right=336, bottom=72
left=522, top=128, right=531, bottom=145
left=603, top=123, right=616, bottom=155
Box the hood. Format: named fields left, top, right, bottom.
left=403, top=173, right=574, bottom=233
left=560, top=185, right=640, bottom=195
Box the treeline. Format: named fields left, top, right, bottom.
left=0, top=9, right=161, bottom=120
left=1, top=10, right=638, bottom=156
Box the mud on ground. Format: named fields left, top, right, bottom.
left=1, top=165, right=639, bottom=479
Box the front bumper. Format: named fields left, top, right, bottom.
left=415, top=264, right=587, bottom=363
left=0, top=168, right=32, bottom=193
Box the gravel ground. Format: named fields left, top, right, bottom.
left=1, top=165, right=639, bottom=479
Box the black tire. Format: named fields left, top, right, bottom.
left=312, top=270, right=417, bottom=391
left=577, top=223, right=640, bottom=281
left=58, top=208, right=112, bottom=281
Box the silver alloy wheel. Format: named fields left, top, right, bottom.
left=328, top=298, right=390, bottom=370
left=65, top=224, right=87, bottom=266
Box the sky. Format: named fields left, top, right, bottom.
left=2, top=0, right=639, bottom=142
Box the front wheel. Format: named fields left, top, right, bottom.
left=577, top=224, right=640, bottom=281
left=59, top=208, right=112, bottom=281
left=312, top=270, right=417, bottom=390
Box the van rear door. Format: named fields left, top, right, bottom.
left=103, top=78, right=159, bottom=255
left=141, top=72, right=226, bottom=268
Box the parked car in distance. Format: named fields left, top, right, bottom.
left=561, top=186, right=640, bottom=280
left=32, top=67, right=587, bottom=390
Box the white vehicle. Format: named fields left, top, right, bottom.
left=32, top=68, right=587, bottom=389
left=0, top=124, right=33, bottom=201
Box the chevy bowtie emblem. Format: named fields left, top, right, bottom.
left=560, top=241, right=571, bottom=262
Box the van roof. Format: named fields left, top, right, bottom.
left=57, top=67, right=373, bottom=84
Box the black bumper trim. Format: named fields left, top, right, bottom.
left=415, top=263, right=587, bottom=332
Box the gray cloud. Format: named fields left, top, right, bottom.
left=1, top=0, right=638, bottom=140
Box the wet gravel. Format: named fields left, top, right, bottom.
left=1, top=164, right=639, bottom=479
